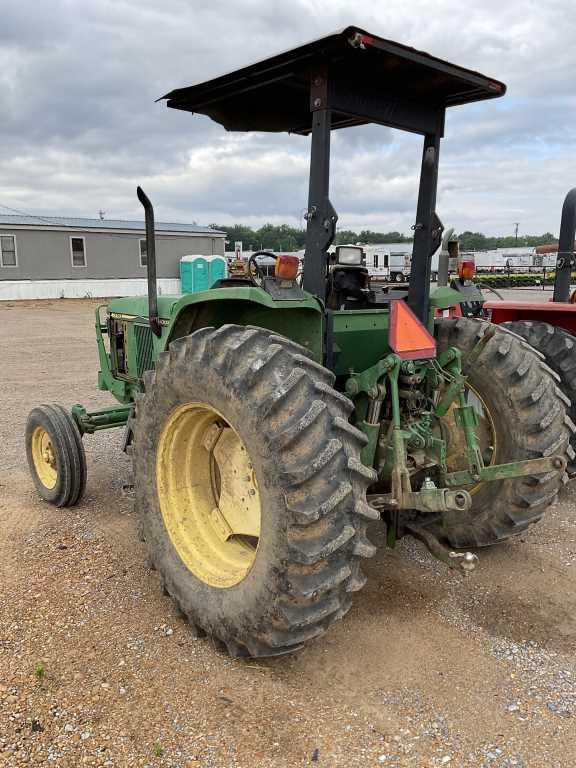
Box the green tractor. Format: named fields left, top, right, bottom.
left=26, top=28, right=573, bottom=657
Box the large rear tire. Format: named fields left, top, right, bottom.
left=133, top=325, right=377, bottom=658
left=500, top=320, right=576, bottom=474
left=435, top=318, right=573, bottom=548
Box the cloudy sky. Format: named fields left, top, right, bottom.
left=1, top=0, right=575, bottom=236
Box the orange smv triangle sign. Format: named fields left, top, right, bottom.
left=389, top=300, right=437, bottom=360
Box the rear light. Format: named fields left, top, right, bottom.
left=457, top=256, right=476, bottom=281
left=275, top=254, right=299, bottom=281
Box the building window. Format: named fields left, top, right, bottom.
left=70, top=236, right=86, bottom=267
left=374, top=253, right=379, bottom=268
left=0, top=235, right=17, bottom=267
left=139, top=239, right=147, bottom=267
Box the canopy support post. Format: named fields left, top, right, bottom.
left=407, top=125, right=443, bottom=322
left=302, top=93, right=337, bottom=301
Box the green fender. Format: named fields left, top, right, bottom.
left=106, top=286, right=325, bottom=363
left=99, top=284, right=468, bottom=402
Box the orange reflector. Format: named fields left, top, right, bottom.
left=389, top=300, right=437, bottom=360
left=275, top=254, right=299, bottom=281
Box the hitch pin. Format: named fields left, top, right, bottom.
left=447, top=550, right=478, bottom=572
left=405, top=523, right=478, bottom=573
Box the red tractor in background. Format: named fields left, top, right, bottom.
left=481, top=189, right=576, bottom=469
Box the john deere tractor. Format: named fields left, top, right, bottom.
left=26, top=28, right=573, bottom=658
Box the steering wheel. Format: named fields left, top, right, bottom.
left=247, top=251, right=276, bottom=285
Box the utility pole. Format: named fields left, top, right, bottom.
left=513, top=222, right=519, bottom=244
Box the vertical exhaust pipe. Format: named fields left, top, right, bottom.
left=553, top=188, right=576, bottom=303
left=136, top=186, right=162, bottom=337
left=437, top=227, right=455, bottom=287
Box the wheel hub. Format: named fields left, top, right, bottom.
left=31, top=426, right=58, bottom=490
left=156, top=403, right=261, bottom=588
left=436, top=383, right=497, bottom=494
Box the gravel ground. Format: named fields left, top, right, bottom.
left=1, top=298, right=576, bottom=768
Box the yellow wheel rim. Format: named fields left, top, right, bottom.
left=156, top=403, right=261, bottom=588
left=437, top=383, right=497, bottom=495
left=31, top=426, right=58, bottom=490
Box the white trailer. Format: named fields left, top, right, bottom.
left=363, top=245, right=412, bottom=282
left=458, top=248, right=558, bottom=273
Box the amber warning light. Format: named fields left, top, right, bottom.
left=457, top=255, right=476, bottom=281
left=275, top=254, right=300, bottom=281
left=389, top=300, right=437, bottom=360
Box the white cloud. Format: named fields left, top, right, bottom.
left=0, top=0, right=575, bottom=235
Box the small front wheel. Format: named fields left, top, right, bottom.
left=26, top=404, right=87, bottom=507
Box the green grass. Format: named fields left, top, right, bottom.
left=153, top=741, right=164, bottom=758
left=34, top=662, right=45, bottom=681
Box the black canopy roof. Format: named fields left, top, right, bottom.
left=162, top=27, right=506, bottom=136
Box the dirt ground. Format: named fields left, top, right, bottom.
left=1, top=298, right=576, bottom=768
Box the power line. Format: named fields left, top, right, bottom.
left=0, top=201, right=126, bottom=232
left=0, top=201, right=69, bottom=228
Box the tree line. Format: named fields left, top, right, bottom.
left=456, top=231, right=556, bottom=251
left=209, top=222, right=557, bottom=253
left=210, top=223, right=411, bottom=252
